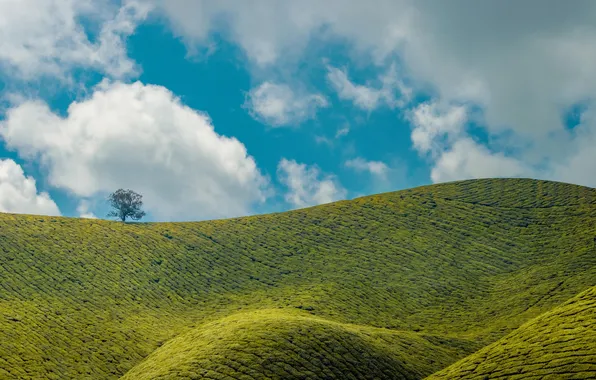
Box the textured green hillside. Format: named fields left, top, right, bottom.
left=121, top=309, right=459, bottom=380
left=427, top=285, right=596, bottom=379
left=0, top=178, right=594, bottom=379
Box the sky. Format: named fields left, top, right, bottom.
left=0, top=0, right=595, bottom=222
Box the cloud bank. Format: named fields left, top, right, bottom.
left=0, top=81, right=270, bottom=221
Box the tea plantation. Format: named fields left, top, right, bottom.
left=428, top=285, right=596, bottom=379
left=0, top=178, right=594, bottom=379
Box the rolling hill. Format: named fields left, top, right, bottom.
left=428, top=285, right=596, bottom=379
left=0, top=178, right=594, bottom=379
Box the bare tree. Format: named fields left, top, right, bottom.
left=107, top=189, right=146, bottom=222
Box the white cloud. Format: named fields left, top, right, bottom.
left=408, top=102, right=467, bottom=156
left=155, top=1, right=596, bottom=186
left=76, top=199, right=97, bottom=219
left=335, top=125, right=350, bottom=138
left=314, top=135, right=333, bottom=146
left=407, top=100, right=596, bottom=188
left=277, top=158, right=346, bottom=208
left=398, top=2, right=596, bottom=138
left=314, top=124, right=351, bottom=148
left=0, top=0, right=151, bottom=80
left=0, top=159, right=60, bottom=216
left=326, top=63, right=410, bottom=111
left=430, top=138, right=529, bottom=184
left=4, top=0, right=594, bottom=201
left=154, top=0, right=414, bottom=67
left=246, top=82, right=328, bottom=127
left=327, top=67, right=382, bottom=111
left=157, top=1, right=596, bottom=135
left=345, top=157, right=389, bottom=179
left=549, top=106, right=596, bottom=188
left=0, top=80, right=270, bottom=221
left=407, top=101, right=531, bottom=183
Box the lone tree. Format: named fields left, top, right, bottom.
left=107, top=189, right=146, bottom=222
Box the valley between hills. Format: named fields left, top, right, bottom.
left=0, top=178, right=594, bottom=379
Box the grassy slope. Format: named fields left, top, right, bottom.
left=120, top=309, right=460, bottom=380
left=0, top=178, right=594, bottom=379
left=427, top=285, right=596, bottom=379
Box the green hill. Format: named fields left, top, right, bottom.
left=427, top=285, right=596, bottom=379
left=120, top=309, right=459, bottom=380
left=0, top=178, right=594, bottom=379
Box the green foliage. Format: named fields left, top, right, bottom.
left=0, top=178, right=593, bottom=379
left=121, top=309, right=461, bottom=380
left=427, top=285, right=596, bottom=379
left=107, top=188, right=146, bottom=222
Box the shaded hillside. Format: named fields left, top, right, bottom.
left=121, top=309, right=459, bottom=380
left=0, top=178, right=594, bottom=379
left=427, top=285, right=596, bottom=379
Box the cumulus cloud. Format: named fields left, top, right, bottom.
left=407, top=101, right=532, bottom=183
left=0, top=81, right=270, bottom=221
left=0, top=0, right=151, bottom=80
left=327, top=67, right=383, bottom=111
left=277, top=158, right=346, bottom=208
left=344, top=158, right=389, bottom=179
left=154, top=0, right=413, bottom=66
left=0, top=159, right=60, bottom=216
left=155, top=1, right=596, bottom=186
left=430, top=138, right=529, bottom=184
left=3, top=0, right=594, bottom=208
left=155, top=1, right=596, bottom=133
left=549, top=106, right=596, bottom=188
left=399, top=2, right=596, bottom=138
left=326, top=63, right=410, bottom=111
left=408, top=102, right=467, bottom=156
left=76, top=200, right=97, bottom=219
left=407, top=100, right=596, bottom=187
left=246, top=82, right=328, bottom=127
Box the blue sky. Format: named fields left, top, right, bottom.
left=0, top=1, right=595, bottom=222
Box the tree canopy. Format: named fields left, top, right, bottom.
left=107, top=189, right=146, bottom=222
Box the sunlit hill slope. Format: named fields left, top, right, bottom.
left=0, top=178, right=594, bottom=379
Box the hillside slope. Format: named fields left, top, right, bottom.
left=121, top=309, right=459, bottom=380
left=427, top=285, right=596, bottom=379
left=0, top=178, right=594, bottom=379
